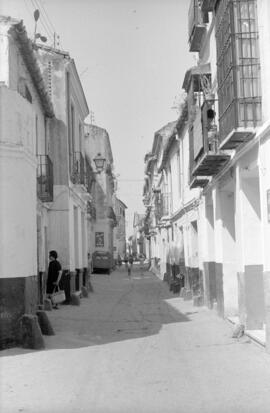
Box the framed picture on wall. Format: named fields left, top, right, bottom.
left=95, top=232, right=104, bottom=247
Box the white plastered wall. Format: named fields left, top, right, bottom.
left=0, top=89, right=37, bottom=278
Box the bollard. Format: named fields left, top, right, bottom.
left=183, top=290, right=192, bottom=301
left=71, top=292, right=81, bottom=306
left=44, top=298, right=53, bottom=311
left=193, top=295, right=204, bottom=306
left=88, top=281, right=94, bottom=293
left=232, top=324, right=245, bottom=338
left=81, top=286, right=89, bottom=298
left=180, top=287, right=187, bottom=298
left=36, top=310, right=55, bottom=336
left=19, top=314, right=45, bottom=350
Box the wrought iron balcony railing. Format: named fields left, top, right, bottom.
left=37, top=154, right=53, bottom=202
left=87, top=201, right=96, bottom=220
left=71, top=151, right=85, bottom=185
left=160, top=192, right=172, bottom=218
left=189, top=98, right=230, bottom=182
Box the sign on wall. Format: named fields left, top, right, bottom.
left=95, top=232, right=104, bottom=247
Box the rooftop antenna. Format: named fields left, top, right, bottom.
left=33, top=9, right=47, bottom=44
left=53, top=32, right=60, bottom=49
left=90, top=111, right=95, bottom=125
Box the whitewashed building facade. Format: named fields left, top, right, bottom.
left=143, top=0, right=270, bottom=350
left=0, top=17, right=54, bottom=347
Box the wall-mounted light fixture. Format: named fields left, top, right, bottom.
left=93, top=153, right=106, bottom=174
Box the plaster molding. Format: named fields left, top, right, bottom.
left=0, top=142, right=37, bottom=168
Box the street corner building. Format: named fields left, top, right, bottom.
left=84, top=124, right=119, bottom=270
left=0, top=16, right=122, bottom=349
left=0, top=16, right=55, bottom=348
left=36, top=40, right=91, bottom=304
left=142, top=0, right=270, bottom=350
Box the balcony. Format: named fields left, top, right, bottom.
left=218, top=98, right=261, bottom=150
left=190, top=176, right=209, bottom=189
left=85, top=157, right=95, bottom=194
left=216, top=0, right=261, bottom=150
left=87, top=201, right=96, bottom=220
left=188, top=0, right=207, bottom=52
left=190, top=99, right=230, bottom=177
left=160, top=192, right=172, bottom=218
left=71, top=151, right=85, bottom=185
left=201, top=0, right=216, bottom=12
left=37, top=155, right=53, bottom=202
left=143, top=192, right=151, bottom=206
left=154, top=194, right=162, bottom=222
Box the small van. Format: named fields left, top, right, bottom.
left=92, top=251, right=113, bottom=274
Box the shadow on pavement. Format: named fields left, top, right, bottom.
left=0, top=266, right=191, bottom=356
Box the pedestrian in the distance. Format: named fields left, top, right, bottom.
left=139, top=253, right=145, bottom=275
left=124, top=253, right=128, bottom=270
left=46, top=250, right=62, bottom=309
left=127, top=254, right=134, bottom=278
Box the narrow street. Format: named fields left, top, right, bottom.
left=1, top=265, right=270, bottom=413
left=2, top=1, right=270, bottom=412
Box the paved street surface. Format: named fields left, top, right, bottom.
left=2, top=265, right=270, bottom=413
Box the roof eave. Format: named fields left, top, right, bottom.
left=10, top=21, right=54, bottom=118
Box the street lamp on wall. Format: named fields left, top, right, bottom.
left=93, top=153, right=106, bottom=174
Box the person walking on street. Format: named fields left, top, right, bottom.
left=127, top=254, right=134, bottom=278
left=124, top=253, right=129, bottom=270
left=139, top=253, right=145, bottom=275
left=46, top=250, right=62, bottom=309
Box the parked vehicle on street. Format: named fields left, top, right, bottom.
left=92, top=251, right=113, bottom=274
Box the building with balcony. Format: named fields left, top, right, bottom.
left=114, top=198, right=127, bottom=260
left=0, top=17, right=54, bottom=348
left=142, top=121, right=178, bottom=278
left=156, top=101, right=204, bottom=296
left=85, top=124, right=117, bottom=270
left=131, top=212, right=145, bottom=258
left=188, top=0, right=208, bottom=52
left=182, top=0, right=270, bottom=350
left=37, top=43, right=90, bottom=302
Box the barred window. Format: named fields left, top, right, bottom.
left=215, top=0, right=261, bottom=142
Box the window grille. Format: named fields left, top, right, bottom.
left=37, top=155, right=53, bottom=202
left=216, top=0, right=261, bottom=143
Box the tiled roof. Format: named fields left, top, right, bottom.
left=154, top=120, right=178, bottom=148
left=9, top=20, right=54, bottom=118
left=158, top=101, right=188, bottom=172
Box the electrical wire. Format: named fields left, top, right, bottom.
left=35, top=0, right=57, bottom=33
left=34, top=0, right=63, bottom=49
left=31, top=0, right=54, bottom=38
